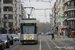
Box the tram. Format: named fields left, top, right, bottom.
left=20, top=18, right=38, bottom=44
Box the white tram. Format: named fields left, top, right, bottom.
left=20, top=18, right=38, bottom=44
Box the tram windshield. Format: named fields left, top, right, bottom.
left=23, top=25, right=35, bottom=34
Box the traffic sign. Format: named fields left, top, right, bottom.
left=61, top=15, right=63, bottom=19
left=62, top=27, right=65, bottom=31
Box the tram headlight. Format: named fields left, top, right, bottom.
left=24, top=38, right=27, bottom=40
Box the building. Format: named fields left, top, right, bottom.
left=15, top=0, right=21, bottom=31
left=21, top=4, right=27, bottom=18
left=52, top=2, right=56, bottom=33
left=63, top=0, right=75, bottom=37
left=0, top=0, right=22, bottom=33
left=52, top=0, right=75, bottom=37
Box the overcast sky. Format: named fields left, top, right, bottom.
left=21, top=0, right=56, bottom=23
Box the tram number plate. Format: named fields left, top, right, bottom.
left=27, top=36, right=30, bottom=40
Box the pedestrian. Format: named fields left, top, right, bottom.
left=62, top=32, right=63, bottom=35
left=73, top=32, right=75, bottom=41
left=51, top=33, right=55, bottom=40
left=60, top=32, right=61, bottom=35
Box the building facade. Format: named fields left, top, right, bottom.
left=52, top=0, right=75, bottom=37
left=63, top=0, right=75, bottom=37
left=0, top=0, right=22, bottom=33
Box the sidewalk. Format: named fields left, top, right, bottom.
left=54, top=35, right=74, bottom=41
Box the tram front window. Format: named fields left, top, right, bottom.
left=23, top=26, right=35, bottom=34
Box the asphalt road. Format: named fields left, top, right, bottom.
left=5, top=35, right=75, bottom=50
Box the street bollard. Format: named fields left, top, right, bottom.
left=70, top=35, right=71, bottom=38
left=58, top=36, right=59, bottom=39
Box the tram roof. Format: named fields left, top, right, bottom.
left=21, top=18, right=37, bottom=23
left=22, top=18, right=36, bottom=20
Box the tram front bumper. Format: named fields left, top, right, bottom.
left=20, top=40, right=38, bottom=44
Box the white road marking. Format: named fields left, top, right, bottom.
left=47, top=37, right=61, bottom=50
left=44, top=37, right=52, bottom=50
left=39, top=39, right=41, bottom=50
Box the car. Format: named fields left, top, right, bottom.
left=11, top=34, right=19, bottom=42
left=46, top=32, right=52, bottom=35
left=38, top=33, right=41, bottom=35
left=7, top=34, right=14, bottom=45
left=0, top=39, right=5, bottom=50
left=0, top=34, right=10, bottom=48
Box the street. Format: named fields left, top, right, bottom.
left=5, top=35, right=75, bottom=50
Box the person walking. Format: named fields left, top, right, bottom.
left=51, top=33, right=55, bottom=40
left=73, top=32, right=75, bottom=41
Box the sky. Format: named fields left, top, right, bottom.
left=21, top=0, right=56, bottom=23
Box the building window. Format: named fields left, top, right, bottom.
left=70, top=11, right=72, bottom=17
left=73, top=11, right=74, bottom=17
left=3, top=0, right=13, bottom=4
left=71, top=1, right=74, bottom=7
left=67, top=10, right=75, bottom=18
left=4, top=7, right=13, bottom=12
left=67, top=1, right=75, bottom=7
left=68, top=20, right=75, bottom=27
left=0, top=8, right=1, bottom=13
left=4, top=14, right=13, bottom=19
left=9, top=22, right=13, bottom=27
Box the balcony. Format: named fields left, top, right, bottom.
left=64, top=8, right=67, bottom=12
left=63, top=25, right=68, bottom=28
left=63, top=16, right=68, bottom=20
left=63, top=16, right=75, bottom=21
left=64, top=7, right=75, bottom=13
left=3, top=4, right=14, bottom=7
left=4, top=11, right=14, bottom=14
left=67, top=18, right=75, bottom=20
left=63, top=25, right=75, bottom=28
left=3, top=19, right=15, bottom=22
left=67, top=7, right=75, bottom=11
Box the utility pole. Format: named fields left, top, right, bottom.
left=7, top=9, right=9, bottom=34
left=16, top=0, right=18, bottom=34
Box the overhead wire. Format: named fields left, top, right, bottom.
left=29, top=1, right=35, bottom=18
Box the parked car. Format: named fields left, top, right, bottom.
left=38, top=33, right=41, bottom=35
left=46, top=32, right=52, bottom=35
left=0, top=39, right=5, bottom=50
left=11, top=34, right=19, bottom=41
left=0, top=34, right=10, bottom=48
left=7, top=34, right=14, bottom=45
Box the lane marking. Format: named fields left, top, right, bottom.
left=11, top=45, right=19, bottom=50
left=39, top=39, right=41, bottom=50
left=47, top=37, right=61, bottom=50
left=44, top=37, right=52, bottom=50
